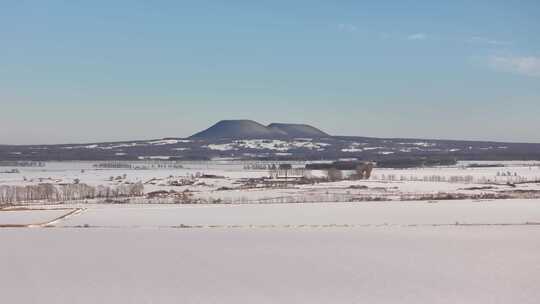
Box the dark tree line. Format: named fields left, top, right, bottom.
left=0, top=182, right=144, bottom=204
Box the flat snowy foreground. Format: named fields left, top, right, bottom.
left=2, top=200, right=540, bottom=303
left=0, top=209, right=71, bottom=226
left=60, top=199, right=540, bottom=227
left=1, top=227, right=539, bottom=304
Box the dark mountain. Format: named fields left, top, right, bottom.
left=190, top=120, right=286, bottom=139
left=2, top=135, right=540, bottom=162
left=190, top=120, right=329, bottom=139
left=1, top=119, right=540, bottom=161
left=267, top=123, right=329, bottom=138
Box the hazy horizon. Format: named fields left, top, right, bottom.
left=1, top=1, right=539, bottom=145
left=3, top=117, right=540, bottom=146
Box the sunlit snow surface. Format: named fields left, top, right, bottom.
left=204, top=139, right=330, bottom=151
left=2, top=200, right=540, bottom=303
left=2, top=161, right=540, bottom=204
left=57, top=199, right=540, bottom=227
left=2, top=161, right=540, bottom=303
left=0, top=209, right=68, bottom=225
left=1, top=224, right=539, bottom=303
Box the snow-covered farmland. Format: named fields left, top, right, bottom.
left=53, top=199, right=540, bottom=228
left=0, top=208, right=72, bottom=226
left=2, top=164, right=540, bottom=303
left=1, top=161, right=540, bottom=205
left=1, top=225, right=539, bottom=304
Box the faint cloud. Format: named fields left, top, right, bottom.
left=469, top=36, right=511, bottom=46
left=489, top=55, right=540, bottom=77
left=337, top=23, right=357, bottom=32
left=407, top=33, right=427, bottom=40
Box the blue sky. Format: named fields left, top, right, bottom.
left=1, top=0, right=539, bottom=144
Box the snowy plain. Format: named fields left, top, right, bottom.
left=58, top=199, right=540, bottom=228
left=1, top=226, right=539, bottom=304
left=2, top=161, right=540, bottom=303
left=2, top=160, right=540, bottom=205
left=0, top=209, right=70, bottom=226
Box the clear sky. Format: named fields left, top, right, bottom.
left=1, top=0, right=539, bottom=144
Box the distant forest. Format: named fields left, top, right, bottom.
left=1, top=136, right=540, bottom=162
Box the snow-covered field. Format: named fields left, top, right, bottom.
left=2, top=160, right=539, bottom=189
left=0, top=161, right=265, bottom=188
left=2, top=160, right=540, bottom=205
left=57, top=199, right=540, bottom=228
left=2, top=180, right=540, bottom=303
left=1, top=225, right=539, bottom=303
left=0, top=208, right=72, bottom=226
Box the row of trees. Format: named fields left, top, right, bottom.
left=371, top=174, right=476, bottom=183
left=0, top=161, right=45, bottom=167
left=371, top=174, right=540, bottom=184
left=0, top=182, right=144, bottom=204
left=94, top=161, right=183, bottom=169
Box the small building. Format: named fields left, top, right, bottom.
left=305, top=161, right=373, bottom=180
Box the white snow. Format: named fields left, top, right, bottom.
left=59, top=199, right=540, bottom=228
left=205, top=140, right=329, bottom=152
left=137, top=156, right=171, bottom=160
left=364, top=147, right=384, bottom=150
left=398, top=142, right=437, bottom=147
left=59, top=139, right=193, bottom=151
left=342, top=147, right=363, bottom=152
left=2, top=161, right=540, bottom=204
left=205, top=143, right=238, bottom=151
left=0, top=209, right=71, bottom=225
left=148, top=139, right=186, bottom=145
left=2, top=167, right=540, bottom=304
left=0, top=225, right=539, bottom=303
